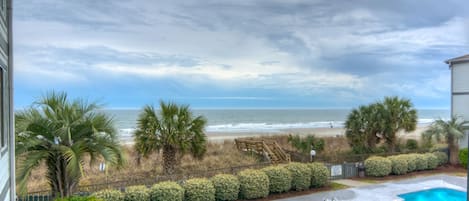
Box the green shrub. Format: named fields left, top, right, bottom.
left=124, top=185, right=149, bottom=201
left=433, top=152, right=448, bottom=165
left=237, top=169, right=269, bottom=199
left=307, top=162, right=329, bottom=188
left=92, top=189, right=124, bottom=201
left=388, top=156, right=408, bottom=175
left=459, top=148, right=468, bottom=168
left=405, top=139, right=418, bottom=150
left=54, top=197, right=103, bottom=201
left=287, top=134, right=325, bottom=154
left=364, top=156, right=391, bottom=177
left=261, top=166, right=291, bottom=193
left=400, top=154, right=417, bottom=172
left=424, top=153, right=438, bottom=170
left=412, top=154, right=428, bottom=171
left=284, top=163, right=311, bottom=191
left=210, top=174, right=239, bottom=201
left=150, top=181, right=184, bottom=201
left=183, top=178, right=215, bottom=201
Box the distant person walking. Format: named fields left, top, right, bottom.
left=310, top=147, right=316, bottom=162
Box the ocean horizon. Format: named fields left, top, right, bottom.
left=99, top=109, right=450, bottom=141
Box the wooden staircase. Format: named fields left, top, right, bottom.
left=235, top=138, right=290, bottom=163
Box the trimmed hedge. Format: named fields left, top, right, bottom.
left=307, top=162, right=329, bottom=188
left=261, top=166, right=292, bottom=193
left=183, top=178, right=215, bottom=201
left=150, top=181, right=184, bottom=201
left=124, top=185, right=149, bottom=201
left=54, top=197, right=103, bottom=201
left=424, top=153, right=438, bottom=170
left=400, top=154, right=416, bottom=172
left=364, top=156, right=391, bottom=177
left=387, top=156, right=408, bottom=175
left=284, top=163, right=311, bottom=191
left=459, top=148, right=468, bottom=168
left=92, top=189, right=124, bottom=201
left=210, top=174, right=239, bottom=201
left=433, top=152, right=448, bottom=165
left=237, top=169, right=269, bottom=199
left=412, top=154, right=428, bottom=171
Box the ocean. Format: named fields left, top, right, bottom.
left=102, top=109, right=450, bottom=141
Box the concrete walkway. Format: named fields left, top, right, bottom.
left=274, top=174, right=467, bottom=201
left=332, top=179, right=371, bottom=187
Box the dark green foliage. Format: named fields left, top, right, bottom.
left=307, top=162, right=329, bottom=188
left=15, top=91, right=125, bottom=198
left=150, top=181, right=184, bottom=201
left=433, top=152, right=448, bottom=165
left=364, top=156, right=392, bottom=177
left=345, top=103, right=384, bottom=154
left=284, top=163, right=311, bottom=191
left=237, top=169, right=269, bottom=199
left=261, top=166, right=292, bottom=193
left=54, top=196, right=103, bottom=201
left=287, top=134, right=324, bottom=154
left=124, top=185, right=150, bottom=201
left=405, top=139, right=418, bottom=150
left=345, top=96, right=417, bottom=154
left=134, top=101, right=208, bottom=174
left=92, top=189, right=124, bottom=201
left=210, top=174, right=239, bottom=201
left=183, top=178, right=216, bottom=201
left=459, top=148, right=468, bottom=168
left=422, top=117, right=469, bottom=165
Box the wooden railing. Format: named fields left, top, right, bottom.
left=235, top=138, right=290, bottom=163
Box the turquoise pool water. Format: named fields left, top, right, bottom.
left=398, top=187, right=466, bottom=201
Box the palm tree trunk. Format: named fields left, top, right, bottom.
left=163, top=145, right=177, bottom=175
left=49, top=155, right=77, bottom=198
left=448, top=142, right=460, bottom=165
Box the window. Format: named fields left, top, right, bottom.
left=0, top=69, right=3, bottom=149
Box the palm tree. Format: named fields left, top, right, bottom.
left=134, top=101, right=207, bottom=174
left=422, top=117, right=469, bottom=165
left=381, top=96, right=417, bottom=152
left=15, top=92, right=125, bottom=198
left=345, top=103, right=384, bottom=153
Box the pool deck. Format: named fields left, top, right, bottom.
left=275, top=174, right=467, bottom=201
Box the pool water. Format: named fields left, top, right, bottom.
left=398, top=187, right=467, bottom=201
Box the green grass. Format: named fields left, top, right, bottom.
left=330, top=182, right=349, bottom=190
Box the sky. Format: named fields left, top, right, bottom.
left=13, top=0, right=469, bottom=109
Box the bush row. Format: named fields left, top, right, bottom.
left=365, top=151, right=448, bottom=177
left=91, top=162, right=329, bottom=201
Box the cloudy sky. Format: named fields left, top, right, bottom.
left=13, top=0, right=469, bottom=109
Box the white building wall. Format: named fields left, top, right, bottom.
left=0, top=150, right=10, bottom=201
left=452, top=63, right=469, bottom=93
left=451, top=62, right=469, bottom=148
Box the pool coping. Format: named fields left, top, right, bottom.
left=274, top=174, right=467, bottom=201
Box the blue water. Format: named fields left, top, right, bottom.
left=398, top=188, right=467, bottom=201
left=98, top=109, right=449, bottom=141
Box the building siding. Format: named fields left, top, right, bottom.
left=452, top=63, right=469, bottom=93
left=450, top=61, right=469, bottom=148
left=0, top=0, right=12, bottom=200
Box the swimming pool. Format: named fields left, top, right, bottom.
left=398, top=187, right=467, bottom=201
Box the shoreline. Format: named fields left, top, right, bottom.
left=120, top=126, right=429, bottom=144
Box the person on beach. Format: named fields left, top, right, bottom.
left=310, top=147, right=316, bottom=162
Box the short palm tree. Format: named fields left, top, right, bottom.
left=422, top=117, right=469, bottom=165
left=134, top=101, right=207, bottom=174
left=345, top=103, right=384, bottom=153
left=381, top=96, right=417, bottom=152
left=15, top=92, right=125, bottom=198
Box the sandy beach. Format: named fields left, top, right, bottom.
left=206, top=126, right=430, bottom=142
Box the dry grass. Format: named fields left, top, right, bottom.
left=25, top=140, right=260, bottom=192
